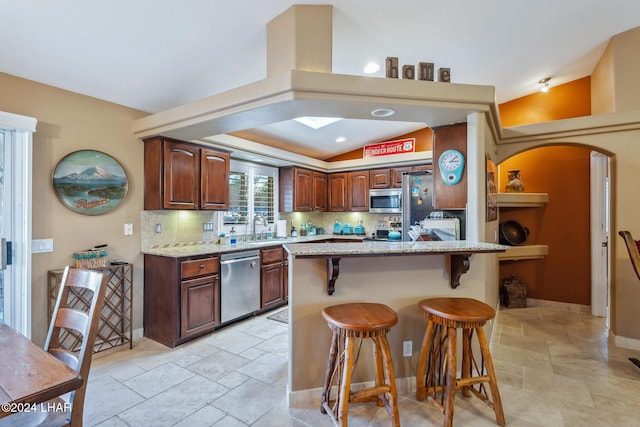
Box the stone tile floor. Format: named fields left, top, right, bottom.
left=85, top=306, right=640, bottom=426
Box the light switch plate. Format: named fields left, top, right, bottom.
left=32, top=238, right=54, bottom=253
left=124, top=223, right=134, bottom=235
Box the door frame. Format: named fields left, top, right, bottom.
left=590, top=152, right=609, bottom=321
left=0, top=111, right=36, bottom=337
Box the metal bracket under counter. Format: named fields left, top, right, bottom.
left=325, top=253, right=472, bottom=295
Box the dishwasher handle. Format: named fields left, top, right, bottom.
left=220, top=249, right=261, bottom=267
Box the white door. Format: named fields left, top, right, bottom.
left=590, top=152, right=609, bottom=320
left=0, top=111, right=36, bottom=337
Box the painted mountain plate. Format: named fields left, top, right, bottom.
left=52, top=150, right=128, bottom=215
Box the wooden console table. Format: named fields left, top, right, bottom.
left=48, top=264, right=133, bottom=353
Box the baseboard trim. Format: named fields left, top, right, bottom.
left=526, top=298, right=591, bottom=314
left=613, top=332, right=640, bottom=351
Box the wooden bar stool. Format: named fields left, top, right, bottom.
left=416, top=298, right=505, bottom=427
left=320, top=302, right=401, bottom=426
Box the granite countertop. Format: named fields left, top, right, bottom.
left=142, top=234, right=365, bottom=257
left=284, top=240, right=509, bottom=257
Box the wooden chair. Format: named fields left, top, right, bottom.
left=619, top=230, right=640, bottom=281
left=0, top=267, right=107, bottom=427
left=618, top=230, right=640, bottom=370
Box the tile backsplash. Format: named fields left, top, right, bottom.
left=140, top=210, right=394, bottom=251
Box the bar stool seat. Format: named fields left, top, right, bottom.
left=416, top=298, right=505, bottom=427
left=320, top=302, right=400, bottom=426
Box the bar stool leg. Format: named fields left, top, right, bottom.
left=416, top=319, right=435, bottom=401
left=443, top=326, right=457, bottom=427
left=378, top=333, right=401, bottom=427
left=476, top=326, right=505, bottom=427
left=372, top=337, right=385, bottom=407
left=321, top=332, right=340, bottom=414
left=461, top=328, right=472, bottom=398
left=337, top=336, right=355, bottom=426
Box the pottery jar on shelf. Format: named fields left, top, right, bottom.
left=505, top=170, right=525, bottom=193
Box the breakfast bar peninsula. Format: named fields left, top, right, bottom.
left=283, top=239, right=507, bottom=406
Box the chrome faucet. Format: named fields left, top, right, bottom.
left=253, top=214, right=267, bottom=241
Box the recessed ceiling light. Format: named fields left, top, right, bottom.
left=335, top=136, right=346, bottom=143
left=371, top=108, right=396, bottom=118
left=364, top=63, right=380, bottom=74
left=294, top=116, right=343, bottom=129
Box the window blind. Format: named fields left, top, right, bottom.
left=225, top=171, right=248, bottom=225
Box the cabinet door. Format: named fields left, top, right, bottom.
left=433, top=124, right=467, bottom=209
left=294, top=168, right=313, bottom=211
left=348, top=171, right=370, bottom=211
left=163, top=141, right=200, bottom=209
left=391, top=167, right=411, bottom=188
left=200, top=149, right=230, bottom=210
left=313, top=172, right=328, bottom=211
left=328, top=173, right=347, bottom=212
left=261, top=263, right=284, bottom=308
left=369, top=169, right=391, bottom=189
left=180, top=275, right=219, bottom=338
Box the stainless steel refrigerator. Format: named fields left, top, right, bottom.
left=401, top=171, right=466, bottom=241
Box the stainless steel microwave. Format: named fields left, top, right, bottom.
left=369, top=188, right=402, bottom=213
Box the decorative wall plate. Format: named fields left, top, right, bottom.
left=52, top=150, right=128, bottom=215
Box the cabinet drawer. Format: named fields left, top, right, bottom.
left=261, top=247, right=284, bottom=264
left=181, top=257, right=219, bottom=279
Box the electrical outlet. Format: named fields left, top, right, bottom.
left=203, top=222, right=214, bottom=231
left=403, top=340, right=412, bottom=357
left=155, top=223, right=162, bottom=234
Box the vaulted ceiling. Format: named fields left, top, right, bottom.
left=2, top=1, right=640, bottom=159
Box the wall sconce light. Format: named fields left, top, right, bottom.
left=539, top=77, right=551, bottom=93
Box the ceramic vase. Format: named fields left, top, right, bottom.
left=505, top=170, right=524, bottom=193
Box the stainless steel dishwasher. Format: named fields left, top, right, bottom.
left=220, top=249, right=261, bottom=323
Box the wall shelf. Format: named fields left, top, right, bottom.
left=496, top=193, right=548, bottom=208
left=498, top=245, right=548, bottom=261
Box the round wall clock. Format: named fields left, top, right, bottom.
left=52, top=150, right=129, bottom=215
left=438, top=149, right=465, bottom=185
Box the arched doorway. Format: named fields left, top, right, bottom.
left=497, top=144, right=611, bottom=319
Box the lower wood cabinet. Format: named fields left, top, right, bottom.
left=180, top=275, right=219, bottom=338
left=144, top=254, right=220, bottom=347
left=260, top=247, right=287, bottom=310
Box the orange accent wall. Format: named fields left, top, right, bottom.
left=326, top=127, right=433, bottom=161
left=499, top=146, right=591, bottom=305
left=499, top=77, right=591, bottom=127
left=498, top=77, right=593, bottom=306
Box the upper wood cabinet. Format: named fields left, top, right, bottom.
left=313, top=171, right=328, bottom=211
left=370, top=166, right=428, bottom=188
left=433, top=123, right=467, bottom=209
left=144, top=137, right=229, bottom=210
left=328, top=173, right=347, bottom=212
left=347, top=170, right=370, bottom=211
left=369, top=169, right=391, bottom=189
left=391, top=167, right=412, bottom=187
left=279, top=167, right=326, bottom=212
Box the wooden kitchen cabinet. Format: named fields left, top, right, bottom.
left=260, top=247, right=287, bottom=310
left=144, top=254, right=220, bottom=347
left=328, top=173, right=347, bottom=211
left=348, top=170, right=370, bottom=211
left=313, top=171, right=328, bottom=211
left=370, top=166, right=419, bottom=188
left=391, top=167, right=412, bottom=187
left=433, top=124, right=467, bottom=209
left=369, top=168, right=391, bottom=189
left=144, top=137, right=229, bottom=210
left=279, top=167, right=326, bottom=212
